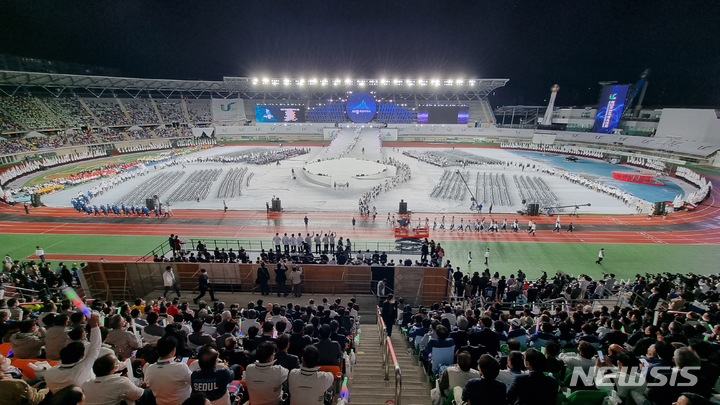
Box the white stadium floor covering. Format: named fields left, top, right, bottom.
left=40, top=133, right=697, bottom=215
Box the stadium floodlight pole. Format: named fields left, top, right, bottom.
left=455, top=170, right=478, bottom=211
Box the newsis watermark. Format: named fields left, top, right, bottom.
left=569, top=366, right=700, bottom=387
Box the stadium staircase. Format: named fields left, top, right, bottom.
left=34, top=97, right=63, bottom=122
left=77, top=98, right=102, bottom=126
left=351, top=314, right=431, bottom=405
left=180, top=99, right=192, bottom=122
left=148, top=96, right=164, bottom=124
left=115, top=97, right=132, bottom=121
left=0, top=105, right=29, bottom=131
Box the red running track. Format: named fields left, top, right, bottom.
left=2, top=217, right=720, bottom=245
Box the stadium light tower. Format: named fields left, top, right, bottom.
left=540, top=84, right=560, bottom=126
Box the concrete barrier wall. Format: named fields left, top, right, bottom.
left=83, top=262, right=449, bottom=305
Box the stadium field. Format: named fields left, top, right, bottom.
left=4, top=232, right=719, bottom=281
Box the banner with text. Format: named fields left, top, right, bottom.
left=212, top=98, right=246, bottom=122
left=381, top=128, right=398, bottom=141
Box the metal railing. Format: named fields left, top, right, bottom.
left=377, top=306, right=402, bottom=405
left=1, top=283, right=67, bottom=301
left=139, top=238, right=422, bottom=262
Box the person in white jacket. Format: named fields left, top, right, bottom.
left=44, top=313, right=102, bottom=393
left=290, top=266, right=304, bottom=297
left=35, top=246, right=45, bottom=262
left=163, top=265, right=181, bottom=298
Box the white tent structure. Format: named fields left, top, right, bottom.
left=24, top=131, right=47, bottom=139
left=192, top=127, right=215, bottom=137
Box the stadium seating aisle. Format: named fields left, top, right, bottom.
left=352, top=323, right=431, bottom=405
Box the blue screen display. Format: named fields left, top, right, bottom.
left=254, top=105, right=305, bottom=123
left=345, top=92, right=377, bottom=123
left=592, top=85, right=629, bottom=133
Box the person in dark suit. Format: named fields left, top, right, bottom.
left=462, top=354, right=507, bottom=405
left=647, top=348, right=711, bottom=405
left=381, top=294, right=398, bottom=337
left=313, top=324, right=343, bottom=366
left=506, top=348, right=558, bottom=405
left=460, top=331, right=488, bottom=369
left=288, top=319, right=316, bottom=359
left=476, top=317, right=500, bottom=354
left=254, top=322, right=277, bottom=347
left=643, top=286, right=662, bottom=310
left=450, top=316, right=469, bottom=348
left=600, top=319, right=628, bottom=347
left=329, top=320, right=347, bottom=351
left=274, top=334, right=300, bottom=371
left=194, top=268, right=216, bottom=304
left=257, top=263, right=271, bottom=295
left=275, top=263, right=289, bottom=297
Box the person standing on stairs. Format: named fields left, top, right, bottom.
left=381, top=293, right=398, bottom=337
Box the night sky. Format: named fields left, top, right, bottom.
left=1, top=0, right=719, bottom=108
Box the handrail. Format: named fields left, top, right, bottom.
left=139, top=237, right=423, bottom=262
left=377, top=306, right=402, bottom=405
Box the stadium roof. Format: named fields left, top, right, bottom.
left=0, top=70, right=509, bottom=101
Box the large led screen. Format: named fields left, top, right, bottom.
left=417, top=106, right=470, bottom=124
left=345, top=92, right=377, bottom=123
left=592, top=84, right=629, bottom=133
left=254, top=105, right=306, bottom=123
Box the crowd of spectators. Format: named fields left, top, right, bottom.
left=387, top=269, right=720, bottom=405
left=0, top=136, right=33, bottom=154
left=124, top=99, right=160, bottom=125
left=127, top=128, right=155, bottom=140
left=0, top=266, right=359, bottom=405
left=0, top=130, right=102, bottom=155
left=85, top=99, right=130, bottom=126
left=0, top=111, right=23, bottom=132
left=0, top=96, right=66, bottom=130
left=157, top=100, right=186, bottom=123
left=95, top=129, right=127, bottom=142
left=186, top=99, right=212, bottom=123
left=42, top=98, right=96, bottom=127
left=156, top=127, right=181, bottom=138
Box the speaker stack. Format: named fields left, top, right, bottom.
left=527, top=203, right=540, bottom=216
left=31, top=194, right=42, bottom=207
left=654, top=201, right=665, bottom=215
left=271, top=197, right=283, bottom=212
left=398, top=200, right=408, bottom=214
left=146, top=198, right=156, bottom=211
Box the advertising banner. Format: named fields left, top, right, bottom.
left=212, top=98, right=246, bottom=122
left=381, top=128, right=398, bottom=141
left=323, top=127, right=340, bottom=140
left=592, top=85, right=629, bottom=133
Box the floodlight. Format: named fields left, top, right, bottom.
left=456, top=79, right=464, bottom=85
